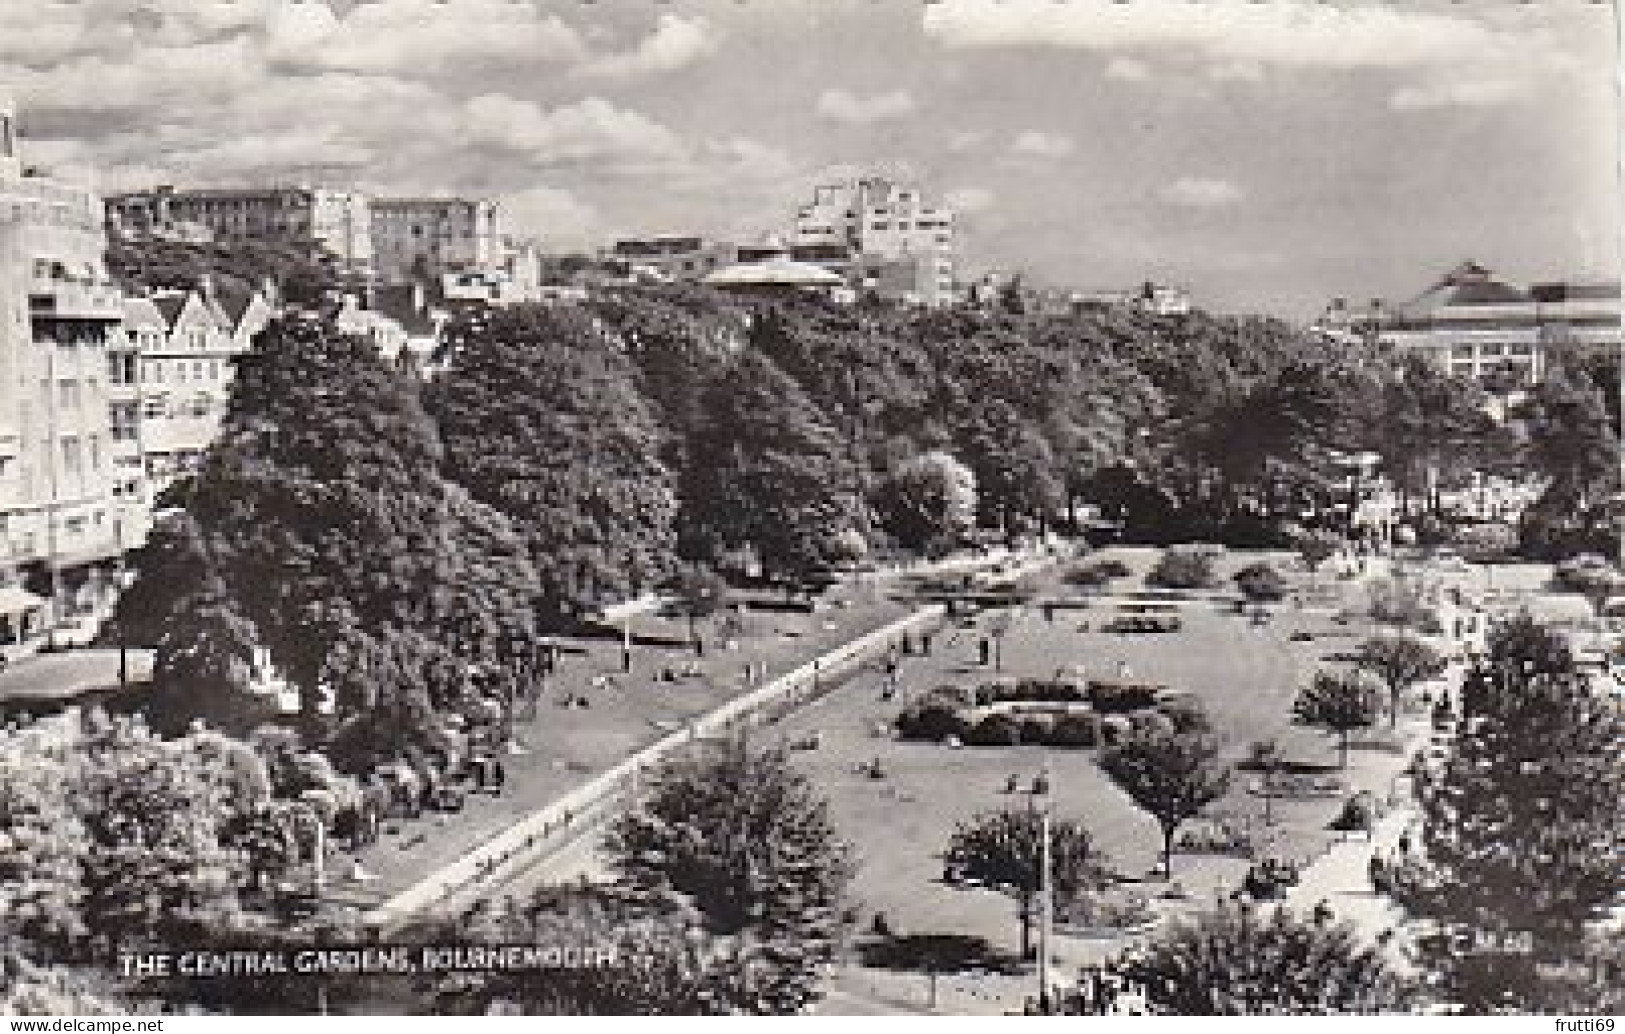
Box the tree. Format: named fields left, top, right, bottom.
left=1353, top=635, right=1448, bottom=729
left=1098, top=730, right=1230, bottom=878
left=1295, top=528, right=1342, bottom=576
left=1292, top=669, right=1382, bottom=767
left=435, top=886, right=731, bottom=1016
left=1110, top=904, right=1411, bottom=1015
left=429, top=304, right=678, bottom=625
left=1233, top=561, right=1287, bottom=604
left=944, top=805, right=1107, bottom=959
left=665, top=565, right=730, bottom=654
left=679, top=350, right=865, bottom=586
left=877, top=451, right=978, bottom=554
left=604, top=739, right=852, bottom=1014
left=1393, top=617, right=1624, bottom=1011
left=130, top=315, right=540, bottom=758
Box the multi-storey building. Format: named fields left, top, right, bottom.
left=107, top=281, right=274, bottom=543
left=792, top=178, right=957, bottom=306
left=0, top=92, right=125, bottom=651
left=1345, top=261, right=1622, bottom=384
left=106, top=184, right=373, bottom=274
left=370, top=197, right=501, bottom=282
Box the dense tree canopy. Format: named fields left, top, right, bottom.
left=430, top=304, right=678, bottom=624
left=604, top=739, right=852, bottom=1014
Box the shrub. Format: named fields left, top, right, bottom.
left=1367, top=577, right=1442, bottom=633
left=1049, top=712, right=1102, bottom=748
left=1087, top=679, right=1163, bottom=713
left=920, top=683, right=975, bottom=709
left=1057, top=888, right=1155, bottom=930
left=1128, top=709, right=1177, bottom=740
left=1147, top=546, right=1219, bottom=590
left=1175, top=815, right=1257, bottom=857
left=1233, top=562, right=1287, bottom=603
left=1240, top=857, right=1300, bottom=901
left=963, top=712, right=1021, bottom=747
left=1095, top=559, right=1132, bottom=579
left=1328, top=792, right=1378, bottom=833
left=1017, top=712, right=1058, bottom=745
left=1157, top=696, right=1213, bottom=735
left=895, top=701, right=966, bottom=742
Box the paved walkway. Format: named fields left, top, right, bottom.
left=1283, top=805, right=1418, bottom=972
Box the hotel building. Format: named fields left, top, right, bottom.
left=0, top=92, right=126, bottom=649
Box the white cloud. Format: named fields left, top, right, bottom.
left=945, top=186, right=995, bottom=215
left=501, top=186, right=601, bottom=252
left=264, top=0, right=588, bottom=75
left=816, top=88, right=917, bottom=124
left=1011, top=131, right=1075, bottom=159
left=923, top=1, right=1549, bottom=73
left=1160, top=177, right=1244, bottom=208
left=1105, top=57, right=1152, bottom=83
left=462, top=94, right=685, bottom=167
left=580, top=14, right=715, bottom=80
left=947, top=130, right=986, bottom=152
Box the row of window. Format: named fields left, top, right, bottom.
left=109, top=357, right=225, bottom=385
left=1449, top=342, right=1534, bottom=359
left=108, top=396, right=220, bottom=436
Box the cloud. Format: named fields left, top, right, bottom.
left=922, top=1, right=1549, bottom=73
left=816, top=88, right=917, bottom=124
left=1011, top=131, right=1075, bottom=159
left=1160, top=177, right=1244, bottom=208
left=1104, top=57, right=1152, bottom=83
left=945, top=186, right=995, bottom=215
left=948, top=130, right=986, bottom=152
left=501, top=186, right=602, bottom=251
left=263, top=0, right=588, bottom=75
left=462, top=94, right=686, bottom=168
left=580, top=14, right=716, bottom=80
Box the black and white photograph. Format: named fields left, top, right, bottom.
left=0, top=0, right=1620, bottom=1020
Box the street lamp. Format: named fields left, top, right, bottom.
left=1026, top=766, right=1054, bottom=1014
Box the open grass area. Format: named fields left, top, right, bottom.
left=773, top=546, right=1456, bottom=1011
left=332, top=576, right=919, bottom=905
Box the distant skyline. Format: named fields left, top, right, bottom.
left=2, top=0, right=1618, bottom=317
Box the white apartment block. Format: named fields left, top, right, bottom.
left=0, top=92, right=126, bottom=650
left=793, top=178, right=957, bottom=306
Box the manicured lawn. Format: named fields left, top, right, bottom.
left=333, top=577, right=919, bottom=904
left=774, top=546, right=1437, bottom=1005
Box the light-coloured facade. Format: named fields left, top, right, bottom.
left=370, top=197, right=501, bottom=282
left=107, top=283, right=273, bottom=542
left=1357, top=262, right=1622, bottom=384
left=0, top=92, right=125, bottom=649
left=793, top=178, right=956, bottom=306
left=107, top=184, right=373, bottom=274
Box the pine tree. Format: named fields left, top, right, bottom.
left=1395, top=617, right=1624, bottom=1011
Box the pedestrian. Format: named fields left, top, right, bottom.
left=921, top=632, right=933, bottom=655
left=979, top=638, right=991, bottom=665
left=1398, top=827, right=1413, bottom=856
left=1312, top=899, right=1334, bottom=926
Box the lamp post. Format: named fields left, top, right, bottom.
left=1028, top=766, right=1053, bottom=1014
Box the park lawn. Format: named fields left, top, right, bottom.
left=332, top=578, right=918, bottom=905
left=777, top=546, right=1426, bottom=994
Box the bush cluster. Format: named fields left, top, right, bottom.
left=895, top=678, right=1199, bottom=749
left=1147, top=545, right=1221, bottom=589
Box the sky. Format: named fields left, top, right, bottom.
left=1, top=0, right=1619, bottom=317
